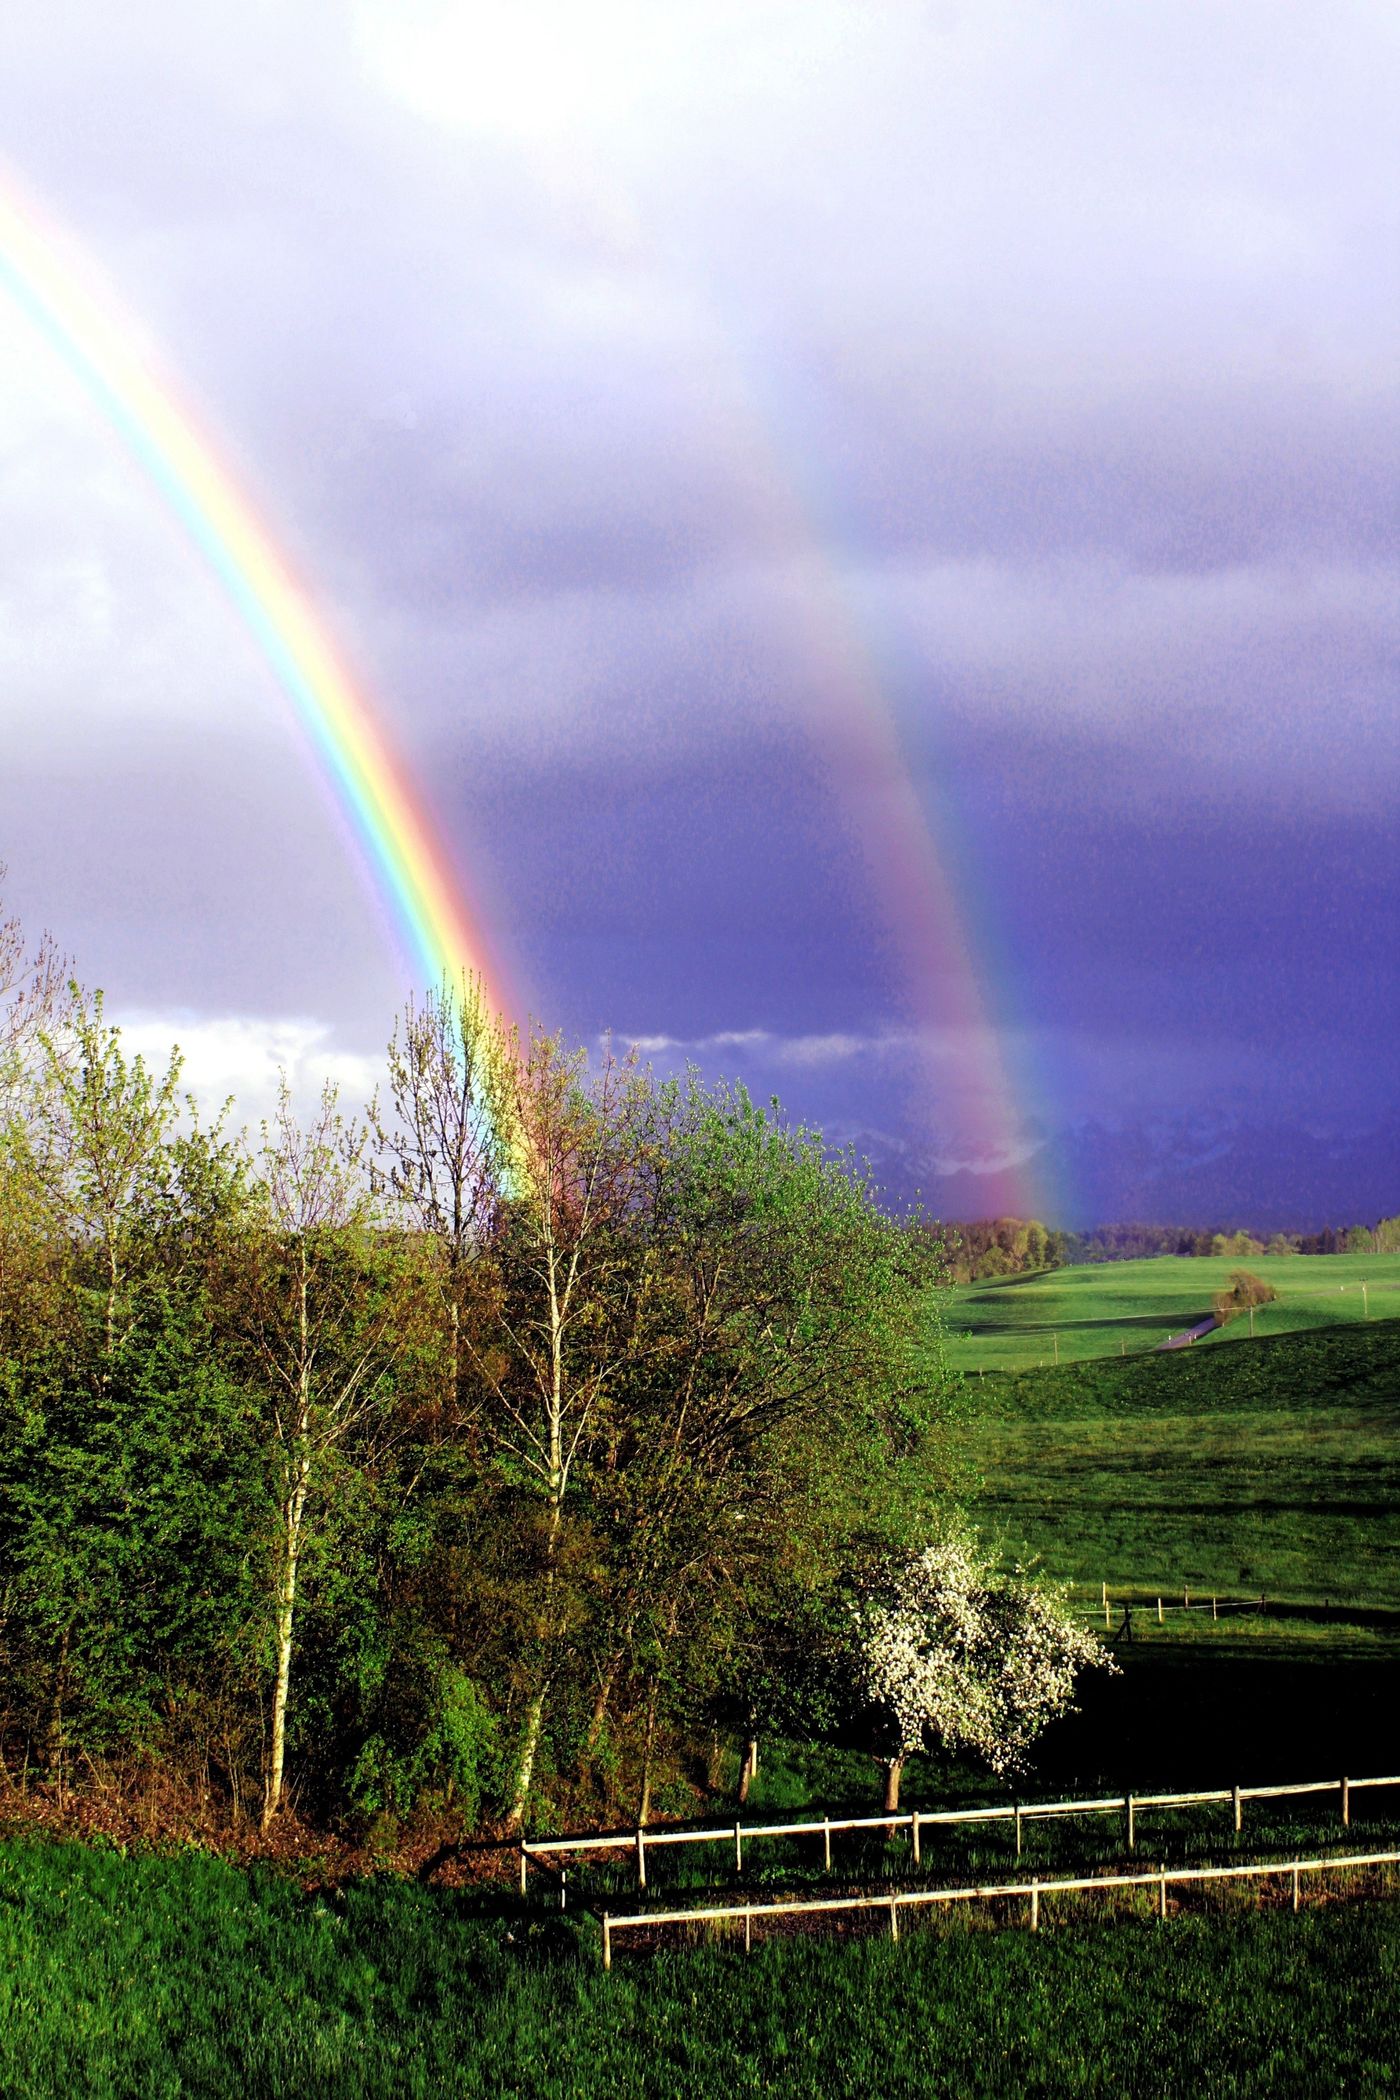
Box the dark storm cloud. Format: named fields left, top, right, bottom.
left=1, top=1, right=1395, bottom=1221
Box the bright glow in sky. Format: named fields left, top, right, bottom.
left=354, top=0, right=863, bottom=147
left=356, top=0, right=686, bottom=140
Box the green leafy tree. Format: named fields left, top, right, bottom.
left=574, top=1075, right=952, bottom=1815
left=0, top=1284, right=261, bottom=1784
left=19, top=988, right=188, bottom=1362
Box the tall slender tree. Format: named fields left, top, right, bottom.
left=229, top=1080, right=411, bottom=1828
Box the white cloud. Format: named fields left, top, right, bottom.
left=607, top=1023, right=915, bottom=1067
left=112, top=1009, right=381, bottom=1138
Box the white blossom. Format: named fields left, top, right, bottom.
left=852, top=1531, right=1114, bottom=1776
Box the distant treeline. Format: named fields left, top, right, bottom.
left=944, top=1215, right=1400, bottom=1281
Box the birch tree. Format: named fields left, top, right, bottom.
left=0, top=882, right=68, bottom=1354
left=469, top=1030, right=660, bottom=1827
left=18, top=988, right=189, bottom=1363
left=0, top=870, right=65, bottom=1118
left=233, top=1080, right=409, bottom=1829
left=373, top=974, right=513, bottom=1419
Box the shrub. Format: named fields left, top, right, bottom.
left=1213, top=1271, right=1278, bottom=1322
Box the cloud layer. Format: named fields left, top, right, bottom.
left=1, top=1, right=1395, bottom=1221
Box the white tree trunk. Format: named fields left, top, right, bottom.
left=508, top=1680, right=548, bottom=1831
left=263, top=1470, right=306, bottom=1830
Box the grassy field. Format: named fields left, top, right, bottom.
left=952, top=1320, right=1400, bottom=1611
left=942, top=1252, right=1400, bottom=1374
left=3, top=1837, right=1399, bottom=2098
left=7, top=1287, right=1397, bottom=2095
left=923, top=1318, right=1400, bottom=1798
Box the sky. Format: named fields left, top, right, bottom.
left=0, top=0, right=1396, bottom=1228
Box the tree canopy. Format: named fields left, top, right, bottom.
left=2, top=910, right=976, bottom=1837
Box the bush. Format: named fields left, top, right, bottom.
left=346, top=1666, right=502, bottom=1829
left=1213, top=1271, right=1278, bottom=1322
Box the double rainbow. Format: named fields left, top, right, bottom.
left=1, top=167, right=1050, bottom=1220
left=0, top=169, right=508, bottom=1017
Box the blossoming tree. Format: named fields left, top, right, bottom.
left=851, top=1530, right=1113, bottom=1810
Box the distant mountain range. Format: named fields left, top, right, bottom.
left=860, top=1112, right=1400, bottom=1233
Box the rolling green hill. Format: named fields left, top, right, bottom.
left=942, top=1252, right=1400, bottom=1375
left=951, top=1320, right=1400, bottom=1609
left=936, top=1320, right=1400, bottom=1789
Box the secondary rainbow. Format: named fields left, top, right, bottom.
left=0, top=168, right=510, bottom=1016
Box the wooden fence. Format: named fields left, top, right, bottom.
left=1072, top=1581, right=1400, bottom=1629
left=1077, top=1581, right=1269, bottom=1627
left=599, top=1845, right=1400, bottom=1967
left=521, top=1769, right=1400, bottom=1897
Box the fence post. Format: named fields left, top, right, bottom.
left=1158, top=1869, right=1168, bottom=1920
left=744, top=1908, right=752, bottom=1955
left=889, top=1895, right=900, bottom=1943
left=1292, top=1863, right=1300, bottom=1913
left=602, top=1914, right=612, bottom=1971
left=1341, top=1777, right=1350, bottom=1828
left=1233, top=1785, right=1242, bottom=1834
left=559, top=1868, right=567, bottom=1913
left=1184, top=1587, right=1189, bottom=1609
left=1126, top=1795, right=1135, bottom=1852
left=1030, top=1882, right=1040, bottom=1933
left=1015, top=1804, right=1023, bottom=1858
left=912, top=1812, right=921, bottom=1866
left=636, top=1827, right=647, bottom=1890
left=1212, top=1596, right=1218, bottom=1622
left=1157, top=1596, right=1163, bottom=1624
left=735, top=1822, right=743, bottom=1873
left=519, top=1842, right=528, bottom=1899
left=823, top=1817, right=832, bottom=1871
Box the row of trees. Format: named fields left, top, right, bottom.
left=1, top=888, right=1107, bottom=1839
left=943, top=1216, right=1063, bottom=1281
left=2, top=881, right=1110, bottom=1838
left=952, top=1217, right=1399, bottom=1277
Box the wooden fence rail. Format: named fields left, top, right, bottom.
left=599, top=1845, right=1400, bottom=1967
left=1074, top=1582, right=1271, bottom=1626
left=522, top=1770, right=1400, bottom=1894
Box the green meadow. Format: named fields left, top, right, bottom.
left=8, top=1293, right=1400, bottom=2095
left=942, top=1252, right=1400, bottom=1374
left=938, top=1319, right=1400, bottom=1795
left=953, top=1318, right=1400, bottom=1609
left=3, top=1838, right=1398, bottom=2099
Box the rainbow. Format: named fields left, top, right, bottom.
left=0, top=168, right=512, bottom=1020
left=0, top=165, right=1053, bottom=1220
left=694, top=301, right=1057, bottom=1221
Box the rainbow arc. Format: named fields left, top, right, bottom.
left=0, top=169, right=508, bottom=1017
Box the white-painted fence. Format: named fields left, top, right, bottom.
left=521, top=1770, right=1400, bottom=1897
left=600, top=1845, right=1400, bottom=1967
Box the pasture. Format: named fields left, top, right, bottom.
left=2, top=1838, right=1397, bottom=2097
left=6, top=1290, right=1397, bottom=2096
left=953, top=1320, right=1400, bottom=1610
left=942, top=1251, right=1400, bottom=1374
left=939, top=1320, right=1400, bottom=1793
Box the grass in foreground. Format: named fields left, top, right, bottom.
left=3, top=1838, right=1398, bottom=2098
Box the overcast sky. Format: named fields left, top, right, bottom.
left=1, top=2, right=1396, bottom=1225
